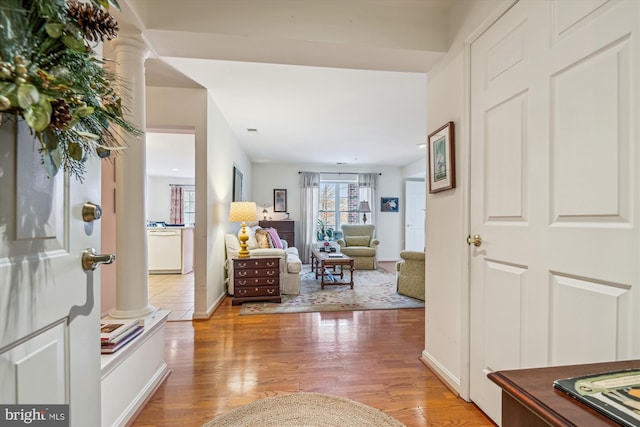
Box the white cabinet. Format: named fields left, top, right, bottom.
left=147, top=227, right=194, bottom=274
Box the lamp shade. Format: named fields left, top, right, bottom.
left=229, top=202, right=257, bottom=222
left=358, top=201, right=371, bottom=213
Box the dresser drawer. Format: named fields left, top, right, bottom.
left=234, top=258, right=279, bottom=269
left=235, top=277, right=279, bottom=287
left=234, top=268, right=278, bottom=279
left=235, top=285, right=280, bottom=298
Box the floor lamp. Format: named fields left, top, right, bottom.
left=229, top=201, right=257, bottom=258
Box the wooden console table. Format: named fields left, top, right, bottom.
left=488, top=359, right=640, bottom=426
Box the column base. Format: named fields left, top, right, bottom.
left=109, top=304, right=156, bottom=319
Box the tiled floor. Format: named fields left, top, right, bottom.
left=148, top=272, right=194, bottom=321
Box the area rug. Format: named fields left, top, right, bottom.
left=238, top=266, right=424, bottom=315
left=202, top=392, right=405, bottom=427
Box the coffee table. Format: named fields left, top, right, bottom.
left=310, top=247, right=354, bottom=289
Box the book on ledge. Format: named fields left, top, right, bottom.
left=553, top=368, right=640, bottom=427
left=328, top=254, right=343, bottom=258
left=101, top=325, right=144, bottom=354
left=100, top=319, right=144, bottom=343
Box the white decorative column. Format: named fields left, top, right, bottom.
left=109, top=34, right=155, bottom=318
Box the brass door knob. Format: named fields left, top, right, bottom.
left=467, top=234, right=482, bottom=247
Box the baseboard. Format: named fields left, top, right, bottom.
left=121, top=364, right=171, bottom=427
left=192, top=291, right=226, bottom=320
left=420, top=350, right=464, bottom=399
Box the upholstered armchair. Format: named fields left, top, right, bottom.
left=395, top=250, right=425, bottom=301
left=336, top=224, right=379, bottom=270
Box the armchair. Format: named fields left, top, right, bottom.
left=395, top=250, right=425, bottom=301
left=336, top=224, right=379, bottom=270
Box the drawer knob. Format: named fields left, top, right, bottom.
left=255, top=288, right=259, bottom=292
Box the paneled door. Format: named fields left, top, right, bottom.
left=404, top=180, right=425, bottom=251
left=469, top=0, right=640, bottom=423
left=0, top=120, right=103, bottom=425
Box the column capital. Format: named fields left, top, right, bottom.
left=109, top=33, right=150, bottom=59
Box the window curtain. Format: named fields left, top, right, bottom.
left=300, top=172, right=319, bottom=263
left=358, top=173, right=378, bottom=227
left=170, top=185, right=185, bottom=224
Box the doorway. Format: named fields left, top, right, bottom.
left=404, top=179, right=426, bottom=251
left=146, top=131, right=196, bottom=321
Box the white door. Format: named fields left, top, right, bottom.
left=469, top=0, right=640, bottom=423
left=404, top=180, right=426, bottom=251
left=0, top=120, right=103, bottom=425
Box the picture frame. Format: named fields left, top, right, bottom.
left=428, top=121, right=456, bottom=193
left=232, top=166, right=243, bottom=201
left=274, top=189, right=287, bottom=212
left=381, top=197, right=399, bottom=212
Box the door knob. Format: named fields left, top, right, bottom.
left=467, top=234, right=482, bottom=247
left=82, top=248, right=115, bottom=271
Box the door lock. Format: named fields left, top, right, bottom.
left=82, top=248, right=115, bottom=271
left=82, top=202, right=103, bottom=222
left=467, top=234, right=483, bottom=247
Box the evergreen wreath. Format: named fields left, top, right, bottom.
left=0, top=0, right=142, bottom=180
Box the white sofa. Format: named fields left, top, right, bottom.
left=224, top=232, right=302, bottom=295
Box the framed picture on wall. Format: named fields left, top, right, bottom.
left=428, top=121, right=456, bottom=193
left=381, top=197, right=399, bottom=212
left=232, top=166, right=243, bottom=201
left=274, top=189, right=287, bottom=212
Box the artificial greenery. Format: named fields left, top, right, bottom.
left=0, top=0, right=142, bottom=180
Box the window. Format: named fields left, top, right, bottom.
left=318, top=181, right=360, bottom=237
left=183, top=187, right=195, bottom=225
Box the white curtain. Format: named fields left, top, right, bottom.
left=358, top=173, right=378, bottom=227
left=300, top=172, right=319, bottom=263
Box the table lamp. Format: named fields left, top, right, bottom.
left=358, top=201, right=371, bottom=224
left=229, top=201, right=257, bottom=258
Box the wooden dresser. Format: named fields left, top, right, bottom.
left=232, top=257, right=281, bottom=306
left=488, top=359, right=640, bottom=426
left=259, top=220, right=295, bottom=247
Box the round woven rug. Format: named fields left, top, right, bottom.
left=202, top=392, right=406, bottom=427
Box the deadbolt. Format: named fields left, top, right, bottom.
left=467, top=234, right=483, bottom=247
left=82, top=202, right=103, bottom=222
left=82, top=248, right=115, bottom=271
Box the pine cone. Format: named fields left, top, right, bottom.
left=67, top=1, right=119, bottom=43
left=50, top=99, right=73, bottom=129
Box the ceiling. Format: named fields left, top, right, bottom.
left=116, top=0, right=454, bottom=171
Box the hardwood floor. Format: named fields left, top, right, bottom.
left=131, top=281, right=495, bottom=426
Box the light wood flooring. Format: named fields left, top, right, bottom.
left=132, top=267, right=495, bottom=427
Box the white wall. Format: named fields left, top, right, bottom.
left=251, top=162, right=404, bottom=261
left=147, top=176, right=195, bottom=223
left=146, top=86, right=252, bottom=319
left=422, top=0, right=504, bottom=399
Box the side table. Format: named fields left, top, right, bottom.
left=232, top=257, right=281, bottom=305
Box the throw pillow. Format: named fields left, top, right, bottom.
left=345, top=235, right=370, bottom=246
left=266, top=228, right=283, bottom=249
left=255, top=229, right=272, bottom=248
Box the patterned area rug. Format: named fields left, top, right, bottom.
left=202, top=392, right=406, bottom=426
left=238, top=266, right=424, bottom=315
